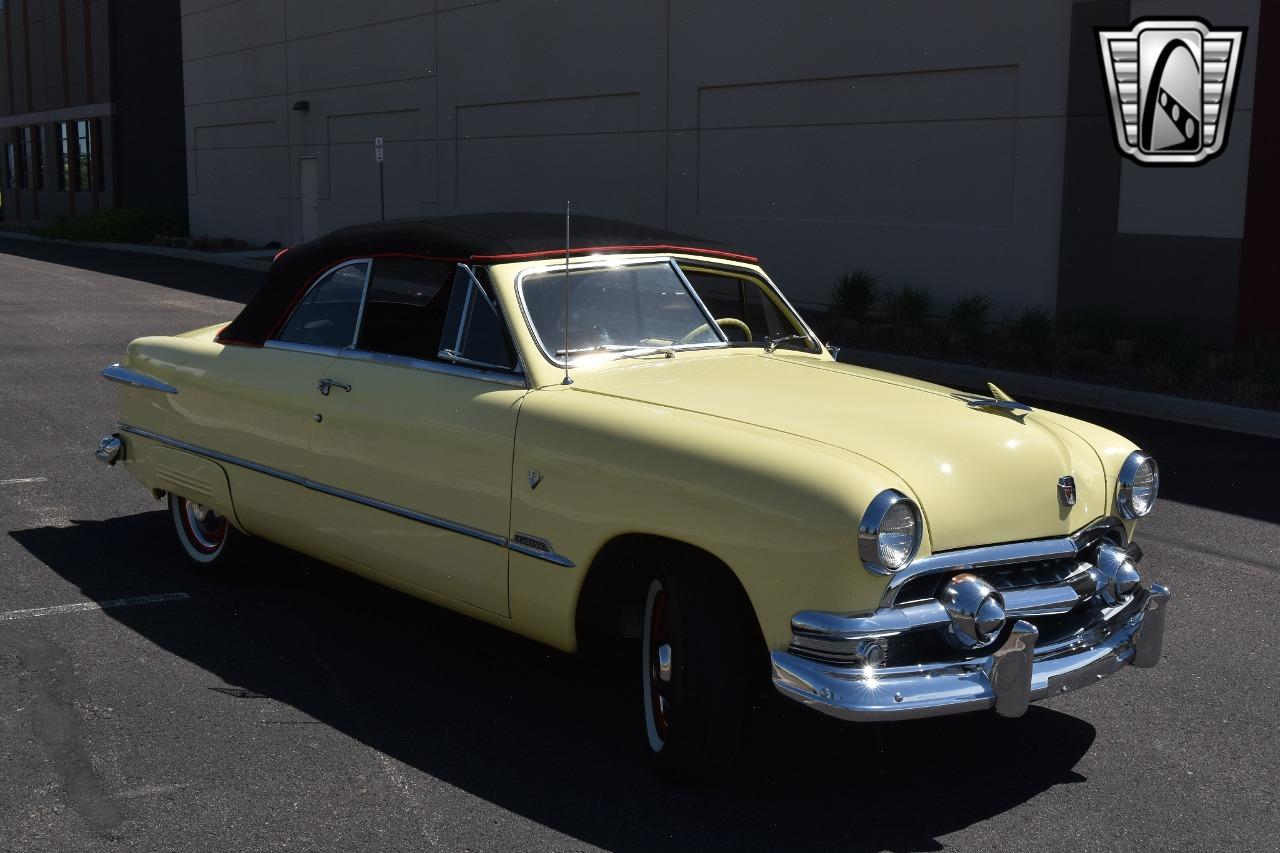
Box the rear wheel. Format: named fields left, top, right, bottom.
left=169, top=493, right=243, bottom=573
left=641, top=568, right=748, bottom=779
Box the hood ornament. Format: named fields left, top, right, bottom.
left=951, top=383, right=1034, bottom=420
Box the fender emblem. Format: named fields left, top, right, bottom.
left=528, top=470, right=543, bottom=490
left=1058, top=476, right=1077, bottom=507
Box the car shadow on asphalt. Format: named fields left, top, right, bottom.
left=10, top=512, right=1098, bottom=852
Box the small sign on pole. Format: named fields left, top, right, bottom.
left=375, top=136, right=385, bottom=220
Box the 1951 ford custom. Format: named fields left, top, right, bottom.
left=96, top=213, right=1168, bottom=776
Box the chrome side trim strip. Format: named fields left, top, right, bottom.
left=303, top=478, right=506, bottom=547
left=117, top=424, right=574, bottom=568
left=508, top=540, right=575, bottom=567
left=120, top=425, right=307, bottom=486
left=101, top=364, right=178, bottom=394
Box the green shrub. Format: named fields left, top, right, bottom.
left=948, top=293, right=992, bottom=338
left=881, top=285, right=931, bottom=326
left=1064, top=309, right=1121, bottom=353
left=1136, top=323, right=1202, bottom=378
left=1228, top=337, right=1280, bottom=384
left=1001, top=306, right=1055, bottom=365
left=39, top=207, right=185, bottom=243
left=829, top=270, right=878, bottom=321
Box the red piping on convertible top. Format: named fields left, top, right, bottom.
left=472, top=244, right=758, bottom=263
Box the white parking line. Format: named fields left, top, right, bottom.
left=0, top=476, right=47, bottom=485
left=0, top=593, right=191, bottom=623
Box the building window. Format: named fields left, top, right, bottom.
left=4, top=142, right=16, bottom=190
left=76, top=120, right=93, bottom=189
left=33, top=125, right=46, bottom=189
left=56, top=122, right=72, bottom=190
left=18, top=126, right=36, bottom=190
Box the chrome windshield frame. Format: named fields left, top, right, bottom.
left=514, top=256, right=735, bottom=370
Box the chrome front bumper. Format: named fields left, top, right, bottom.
left=771, top=583, right=1170, bottom=721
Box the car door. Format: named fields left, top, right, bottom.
left=306, top=258, right=527, bottom=616
left=202, top=259, right=370, bottom=547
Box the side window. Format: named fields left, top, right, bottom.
left=439, top=267, right=518, bottom=372
left=356, top=258, right=454, bottom=360
left=277, top=261, right=369, bottom=348
left=681, top=268, right=800, bottom=344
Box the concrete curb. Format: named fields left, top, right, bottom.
left=839, top=348, right=1280, bottom=440
left=0, top=230, right=274, bottom=272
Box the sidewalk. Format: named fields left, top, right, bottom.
left=839, top=348, right=1280, bottom=440
left=0, top=229, right=275, bottom=272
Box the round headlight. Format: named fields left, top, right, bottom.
left=859, top=490, right=922, bottom=574
left=1117, top=451, right=1159, bottom=519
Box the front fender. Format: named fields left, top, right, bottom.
left=508, top=387, right=915, bottom=652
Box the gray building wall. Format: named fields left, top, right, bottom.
left=180, top=0, right=1263, bottom=333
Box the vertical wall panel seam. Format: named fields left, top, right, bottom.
left=4, top=2, right=14, bottom=120
left=20, top=0, right=31, bottom=113
left=57, top=0, right=69, bottom=106
left=82, top=0, right=93, bottom=102
left=663, top=0, right=670, bottom=229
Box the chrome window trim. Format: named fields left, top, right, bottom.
left=513, top=256, right=733, bottom=370
left=669, top=260, right=732, bottom=345
left=101, top=364, right=178, bottom=394
left=272, top=257, right=372, bottom=350
left=118, top=424, right=571, bottom=566
left=263, top=340, right=346, bottom=358
left=753, top=266, right=825, bottom=355
left=335, top=347, right=527, bottom=388
left=880, top=516, right=1129, bottom=608
left=437, top=264, right=525, bottom=375
left=675, top=260, right=823, bottom=355
left=350, top=259, right=375, bottom=348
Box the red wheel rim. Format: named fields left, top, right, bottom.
left=648, top=588, right=670, bottom=740
left=179, top=498, right=227, bottom=554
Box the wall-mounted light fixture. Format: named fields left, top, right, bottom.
left=291, top=100, right=310, bottom=112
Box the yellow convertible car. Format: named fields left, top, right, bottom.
left=97, top=213, right=1168, bottom=776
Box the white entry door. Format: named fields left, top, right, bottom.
left=299, top=156, right=319, bottom=242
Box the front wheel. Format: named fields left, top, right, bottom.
left=169, top=494, right=243, bottom=573
left=642, top=569, right=749, bottom=779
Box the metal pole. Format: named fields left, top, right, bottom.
left=562, top=201, right=572, bottom=385
left=379, top=160, right=385, bottom=221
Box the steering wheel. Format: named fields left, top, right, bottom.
left=680, top=317, right=753, bottom=344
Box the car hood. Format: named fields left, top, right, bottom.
left=569, top=350, right=1112, bottom=551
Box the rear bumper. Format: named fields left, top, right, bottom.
left=771, top=583, right=1169, bottom=721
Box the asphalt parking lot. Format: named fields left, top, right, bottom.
left=1, top=238, right=1277, bottom=852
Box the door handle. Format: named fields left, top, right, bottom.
left=317, top=378, right=351, bottom=396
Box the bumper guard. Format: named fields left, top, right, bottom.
left=772, top=583, right=1169, bottom=721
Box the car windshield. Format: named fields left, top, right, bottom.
left=520, top=262, right=726, bottom=366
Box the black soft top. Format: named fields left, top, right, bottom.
left=216, top=213, right=754, bottom=346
